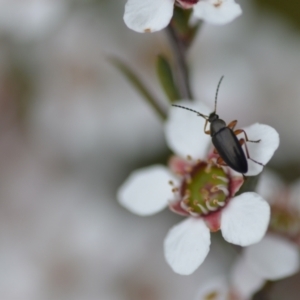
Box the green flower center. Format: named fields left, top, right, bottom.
left=181, top=163, right=229, bottom=215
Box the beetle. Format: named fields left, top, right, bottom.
left=172, top=76, right=263, bottom=174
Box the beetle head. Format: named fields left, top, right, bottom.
left=208, top=112, right=219, bottom=123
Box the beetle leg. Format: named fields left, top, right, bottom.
left=227, top=120, right=238, bottom=130
left=239, top=139, right=264, bottom=166
left=204, top=119, right=210, bottom=135
left=216, top=156, right=228, bottom=166
left=234, top=129, right=261, bottom=143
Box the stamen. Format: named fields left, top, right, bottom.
left=180, top=201, right=190, bottom=212
left=197, top=204, right=208, bottom=214
left=189, top=211, right=200, bottom=217
left=205, top=164, right=212, bottom=173
left=186, top=176, right=192, bottom=184
left=217, top=200, right=225, bottom=207
left=217, top=176, right=229, bottom=183
left=172, top=187, right=179, bottom=193
left=183, top=197, right=189, bottom=204
left=201, top=188, right=209, bottom=197
left=184, top=189, right=191, bottom=197
left=187, top=207, right=194, bottom=212
left=215, top=185, right=229, bottom=196
left=168, top=180, right=174, bottom=186
left=185, top=166, right=192, bottom=173
left=187, top=155, right=192, bottom=161
left=206, top=201, right=218, bottom=211
left=210, top=186, right=219, bottom=193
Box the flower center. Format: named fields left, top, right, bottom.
left=176, top=0, right=199, bottom=9
left=179, top=0, right=199, bottom=4
left=180, top=162, right=229, bottom=216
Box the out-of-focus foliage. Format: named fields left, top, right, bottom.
left=255, top=0, right=300, bottom=28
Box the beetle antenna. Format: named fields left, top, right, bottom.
left=172, top=104, right=208, bottom=119
left=214, top=76, right=224, bottom=113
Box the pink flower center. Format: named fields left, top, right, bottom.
left=169, top=161, right=231, bottom=217
left=176, top=0, right=199, bottom=9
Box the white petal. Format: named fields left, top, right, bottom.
left=241, top=123, right=280, bottom=176
left=221, top=192, right=270, bottom=246
left=124, top=0, right=174, bottom=33
left=244, top=234, right=300, bottom=281
left=256, top=169, right=285, bottom=205
left=193, top=0, right=242, bottom=25
left=231, top=256, right=265, bottom=299
left=164, top=218, right=210, bottom=275
left=117, top=165, right=176, bottom=216
left=165, top=100, right=212, bottom=159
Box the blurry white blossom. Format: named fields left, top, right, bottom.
left=124, top=0, right=242, bottom=33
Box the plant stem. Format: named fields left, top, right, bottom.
left=166, top=23, right=193, bottom=100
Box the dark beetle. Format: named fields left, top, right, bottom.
left=172, top=76, right=262, bottom=174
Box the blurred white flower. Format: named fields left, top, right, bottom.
left=213, top=234, right=300, bottom=300
left=118, top=101, right=279, bottom=275
left=257, top=170, right=300, bottom=244
left=194, top=256, right=265, bottom=300
left=242, top=233, right=299, bottom=282
left=195, top=243, right=284, bottom=300
left=124, top=0, right=242, bottom=33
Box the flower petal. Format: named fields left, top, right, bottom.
left=242, top=123, right=280, bottom=176
left=231, top=256, right=265, bottom=299
left=164, top=218, right=210, bottom=275
left=221, top=192, right=270, bottom=246
left=244, top=234, right=300, bottom=281
left=165, top=100, right=212, bottom=159
left=123, top=0, right=174, bottom=33
left=117, top=165, right=176, bottom=216
left=193, top=0, right=242, bottom=25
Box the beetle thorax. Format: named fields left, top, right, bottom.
left=210, top=119, right=227, bottom=136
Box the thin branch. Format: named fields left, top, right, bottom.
left=166, top=23, right=193, bottom=100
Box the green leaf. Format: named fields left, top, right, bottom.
left=156, top=55, right=180, bottom=103
left=109, top=57, right=167, bottom=120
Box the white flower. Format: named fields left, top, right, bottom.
left=199, top=240, right=298, bottom=300
left=242, top=233, right=300, bottom=281
left=243, top=170, right=300, bottom=282
left=257, top=170, right=300, bottom=242
left=124, top=0, right=242, bottom=33
left=214, top=234, right=300, bottom=298
left=194, top=250, right=267, bottom=300
left=118, top=101, right=279, bottom=275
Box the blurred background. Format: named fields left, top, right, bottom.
left=0, top=0, right=300, bottom=299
